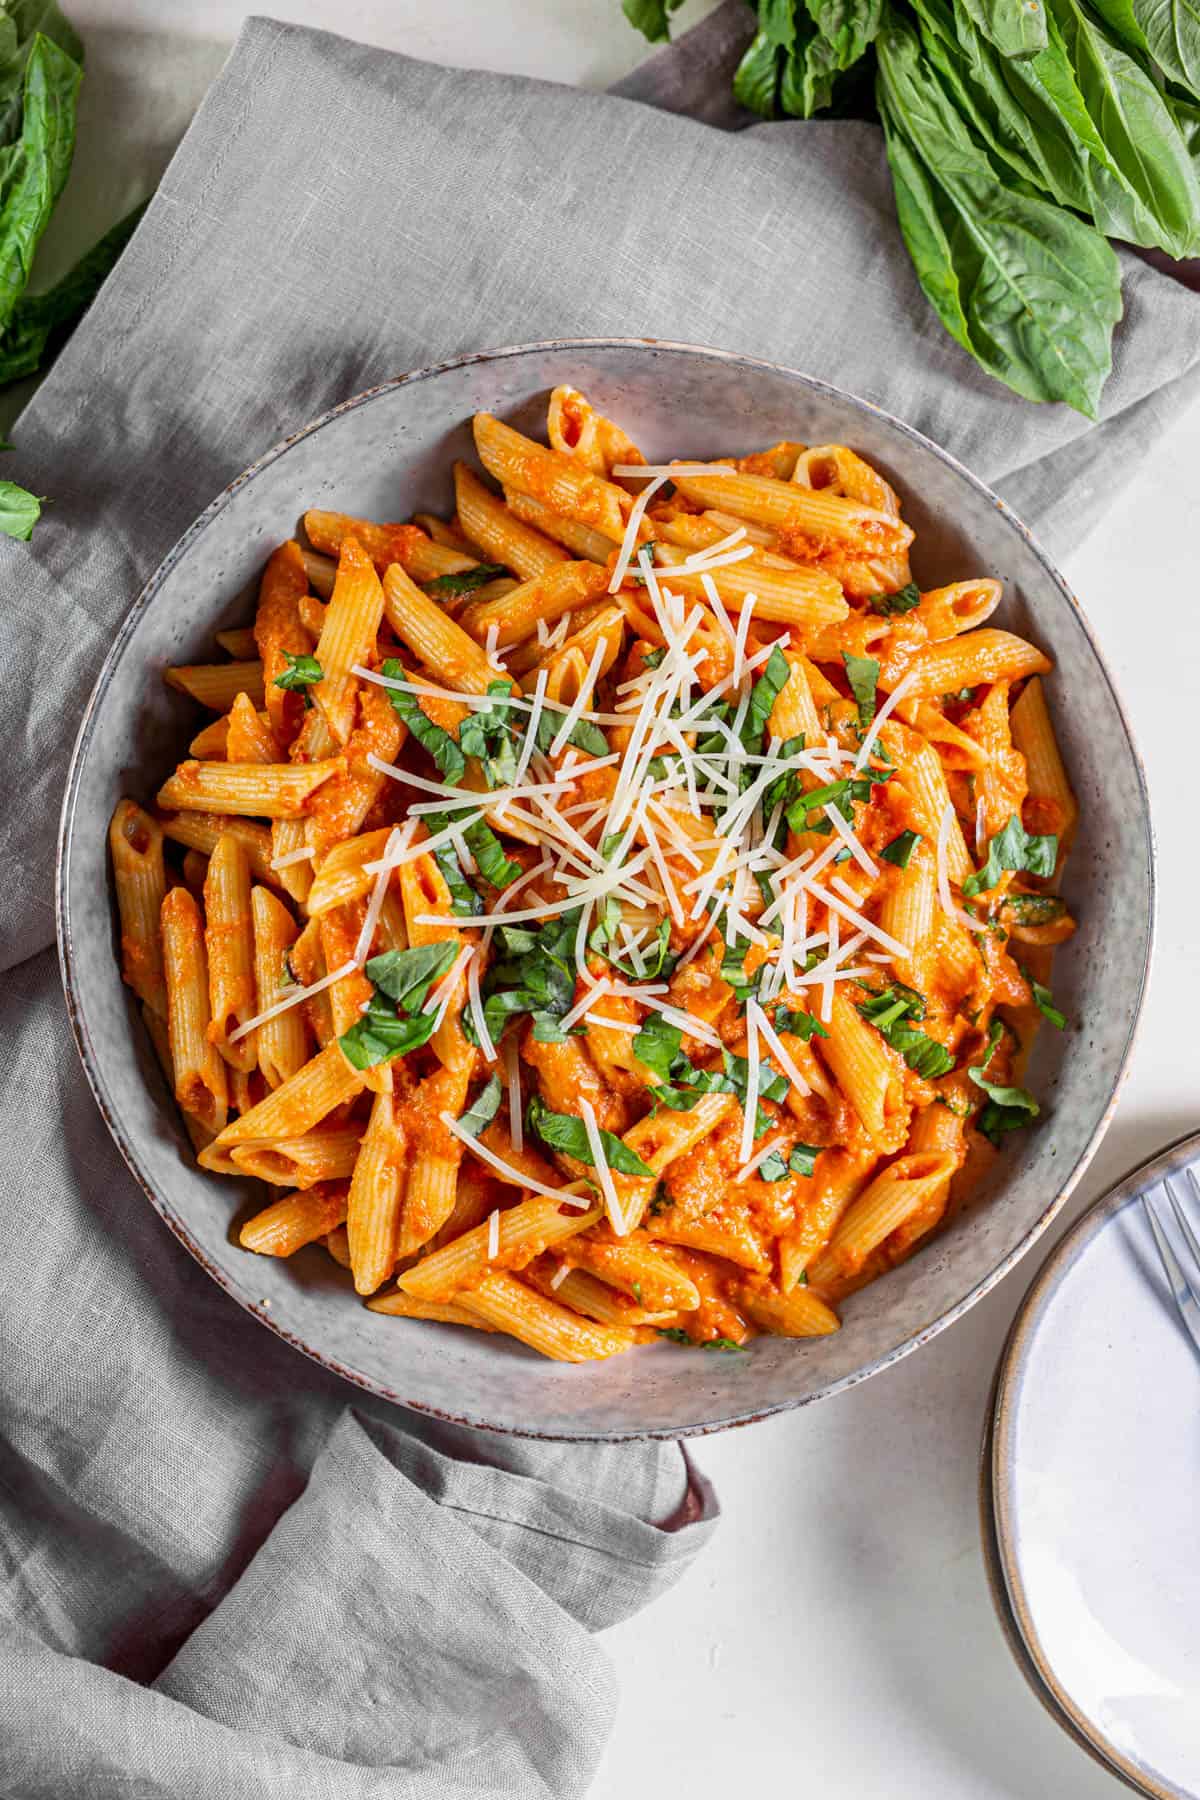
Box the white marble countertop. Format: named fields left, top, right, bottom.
left=53, top=4, right=1200, bottom=1794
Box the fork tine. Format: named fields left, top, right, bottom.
left=1142, top=1188, right=1200, bottom=1363
left=1167, top=1174, right=1200, bottom=1273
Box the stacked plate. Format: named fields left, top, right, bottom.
left=983, top=1130, right=1200, bottom=1799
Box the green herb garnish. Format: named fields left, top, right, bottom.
left=380, top=658, right=467, bottom=785
left=842, top=652, right=879, bottom=728
left=879, top=829, right=920, bottom=868
left=857, top=985, right=954, bottom=1080
left=458, top=1075, right=504, bottom=1138
left=868, top=581, right=920, bottom=616
left=963, top=814, right=1058, bottom=899
left=273, top=650, right=323, bottom=691
left=526, top=1095, right=654, bottom=1177
left=426, top=563, right=507, bottom=597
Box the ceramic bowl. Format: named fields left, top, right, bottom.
left=57, top=338, right=1154, bottom=1439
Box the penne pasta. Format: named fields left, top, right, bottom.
left=129, top=388, right=1073, bottom=1361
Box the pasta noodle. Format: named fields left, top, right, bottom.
left=111, top=392, right=1075, bottom=1359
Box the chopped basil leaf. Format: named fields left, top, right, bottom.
left=338, top=944, right=455, bottom=1070
left=857, top=985, right=954, bottom=1080
left=631, top=1014, right=683, bottom=1082
left=842, top=652, right=879, bottom=729
left=458, top=680, right=520, bottom=789
left=657, top=1328, right=746, bottom=1352
left=745, top=645, right=791, bottom=749
left=426, top=562, right=507, bottom=597
left=773, top=1005, right=828, bottom=1042
left=963, top=814, right=1058, bottom=899
left=789, top=1143, right=820, bottom=1178
left=458, top=1075, right=504, bottom=1138
left=464, top=910, right=580, bottom=1048
left=642, top=646, right=665, bottom=668
left=534, top=705, right=608, bottom=759
left=589, top=908, right=675, bottom=981
left=785, top=765, right=891, bottom=834
left=999, top=893, right=1067, bottom=927
left=867, top=580, right=920, bottom=617
left=969, top=1068, right=1040, bottom=1143
left=379, top=658, right=466, bottom=785
left=339, top=996, right=439, bottom=1070
left=879, top=829, right=920, bottom=869
left=757, top=1149, right=790, bottom=1181
left=1030, top=979, right=1066, bottom=1030
left=365, top=941, right=458, bottom=1011
left=720, top=942, right=760, bottom=1005
left=421, top=808, right=520, bottom=893
left=526, top=1094, right=654, bottom=1177
left=648, top=1181, right=671, bottom=1218
left=273, top=650, right=323, bottom=691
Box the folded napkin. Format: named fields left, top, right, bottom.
left=0, top=10, right=1196, bottom=1796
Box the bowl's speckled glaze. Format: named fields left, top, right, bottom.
left=57, top=339, right=1154, bottom=1440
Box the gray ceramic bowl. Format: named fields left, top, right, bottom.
left=57, top=338, right=1153, bottom=1440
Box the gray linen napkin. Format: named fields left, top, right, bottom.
left=0, top=10, right=1196, bottom=1795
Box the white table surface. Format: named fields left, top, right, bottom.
left=52, top=3, right=1200, bottom=1795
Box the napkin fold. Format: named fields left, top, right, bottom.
left=0, top=9, right=1196, bottom=1796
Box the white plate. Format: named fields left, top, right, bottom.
left=992, top=1130, right=1200, bottom=1799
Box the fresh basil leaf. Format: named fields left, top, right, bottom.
left=733, top=26, right=785, bottom=115
left=877, top=15, right=1121, bottom=417
left=757, top=1149, right=791, bottom=1181
left=963, top=813, right=1058, bottom=897
left=1046, top=0, right=1200, bottom=259
left=806, top=0, right=885, bottom=66
left=720, top=942, right=761, bottom=1005
left=365, top=941, right=459, bottom=1012
left=1030, top=978, right=1066, bottom=1029
left=858, top=983, right=954, bottom=1077
left=642, top=646, right=665, bottom=669
left=880, top=829, right=921, bottom=868
left=425, top=562, right=506, bottom=597
left=494, top=923, right=539, bottom=957
left=339, top=993, right=439, bottom=1070
left=999, top=892, right=1066, bottom=926
left=868, top=580, right=921, bottom=616
left=958, top=0, right=1047, bottom=58
left=969, top=1066, right=1040, bottom=1140
left=745, top=644, right=791, bottom=749
left=526, top=1094, right=654, bottom=1177
left=621, top=0, right=686, bottom=42
left=1088, top=0, right=1200, bottom=99
left=379, top=658, right=467, bottom=785
left=273, top=650, right=323, bottom=691
left=632, top=1014, right=683, bottom=1082
left=458, top=680, right=519, bottom=789
left=789, top=1143, right=821, bottom=1178
left=774, top=1005, right=829, bottom=1041
left=0, top=199, right=147, bottom=386
left=657, top=1328, right=746, bottom=1351
left=463, top=817, right=522, bottom=890
left=458, top=1075, right=504, bottom=1139
left=535, top=706, right=608, bottom=759
left=0, top=35, right=81, bottom=338
left=0, top=477, right=38, bottom=538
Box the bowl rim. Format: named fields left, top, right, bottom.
left=55, top=334, right=1157, bottom=1441
left=988, top=1125, right=1200, bottom=1800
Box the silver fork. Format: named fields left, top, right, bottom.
left=1142, top=1167, right=1200, bottom=1361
